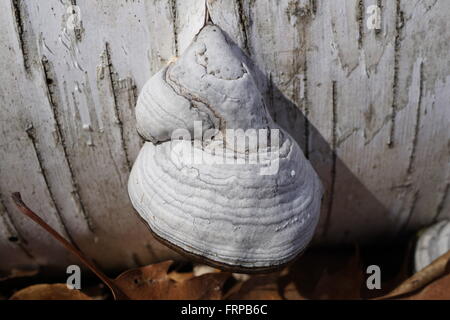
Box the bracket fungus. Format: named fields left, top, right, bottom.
left=128, top=25, right=323, bottom=272
left=414, top=220, right=450, bottom=272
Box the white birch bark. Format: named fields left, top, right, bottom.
left=0, top=0, right=448, bottom=273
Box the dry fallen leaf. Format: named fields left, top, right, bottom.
left=114, top=261, right=230, bottom=300
left=10, top=284, right=92, bottom=300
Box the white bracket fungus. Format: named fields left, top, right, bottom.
left=128, top=25, right=323, bottom=272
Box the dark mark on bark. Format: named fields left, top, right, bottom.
left=357, top=0, right=364, bottom=49
left=128, top=78, right=145, bottom=147
left=69, top=0, right=83, bottom=41
left=433, top=183, right=450, bottom=222
left=170, top=0, right=179, bottom=56
left=388, top=0, right=404, bottom=148
left=41, top=56, right=95, bottom=232
left=375, top=0, right=383, bottom=35
left=303, top=59, right=310, bottom=159
left=323, top=81, right=338, bottom=238
left=11, top=0, right=30, bottom=73
left=25, top=123, right=79, bottom=249
left=407, top=61, right=424, bottom=174
left=236, top=0, right=250, bottom=55
left=311, top=0, right=317, bottom=16
left=104, top=43, right=132, bottom=171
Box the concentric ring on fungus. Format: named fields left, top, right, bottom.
left=128, top=24, right=323, bottom=273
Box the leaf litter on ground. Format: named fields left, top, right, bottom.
left=8, top=192, right=450, bottom=300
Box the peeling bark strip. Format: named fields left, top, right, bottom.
left=236, top=0, right=250, bottom=55
left=323, top=81, right=338, bottom=238
left=388, top=0, right=403, bottom=148
left=11, top=0, right=30, bottom=72
left=25, top=124, right=78, bottom=248
left=170, top=0, right=179, bottom=56
left=407, top=61, right=424, bottom=174
left=40, top=56, right=95, bottom=232
left=104, top=43, right=132, bottom=171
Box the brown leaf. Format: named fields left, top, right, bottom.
left=114, top=261, right=230, bottom=300
left=10, top=284, right=92, bottom=300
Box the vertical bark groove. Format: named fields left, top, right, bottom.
left=388, top=0, right=403, bottom=148
left=407, top=61, right=424, bottom=175
left=323, top=80, right=338, bottom=238
left=104, top=43, right=132, bottom=172
left=303, top=58, right=310, bottom=159
left=170, top=0, right=179, bottom=56
left=236, top=0, right=250, bottom=55
left=11, top=0, right=30, bottom=73
left=25, top=124, right=78, bottom=249
left=40, top=56, right=95, bottom=232
left=357, top=0, right=364, bottom=49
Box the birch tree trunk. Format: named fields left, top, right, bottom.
left=0, top=0, right=449, bottom=274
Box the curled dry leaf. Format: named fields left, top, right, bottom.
left=10, top=284, right=92, bottom=300
left=115, top=261, right=230, bottom=300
